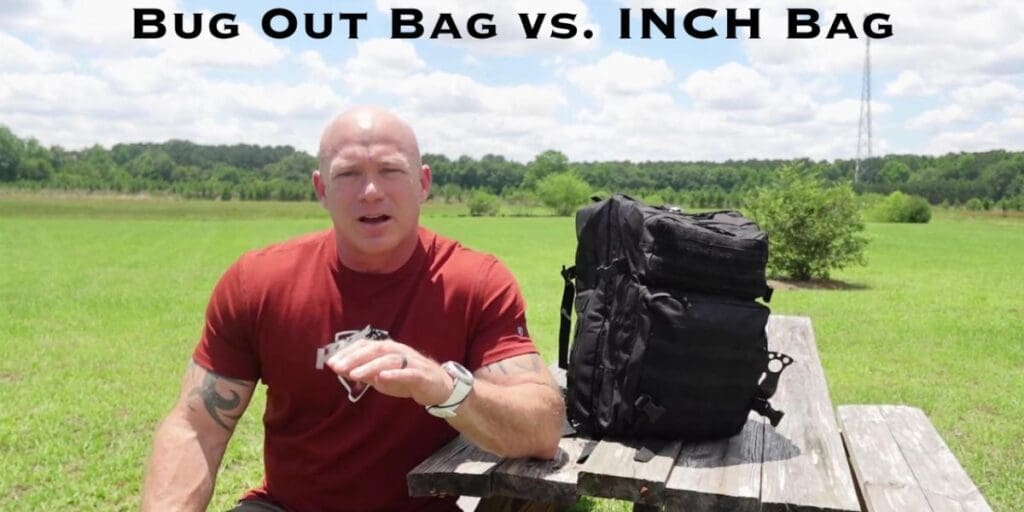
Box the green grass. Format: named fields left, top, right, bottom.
left=0, top=197, right=1021, bottom=511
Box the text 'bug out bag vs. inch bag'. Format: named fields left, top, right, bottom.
left=559, top=194, right=793, bottom=443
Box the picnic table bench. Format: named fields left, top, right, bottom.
left=408, top=315, right=993, bottom=511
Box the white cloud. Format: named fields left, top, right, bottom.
left=406, top=71, right=565, bottom=118
left=96, top=57, right=200, bottom=95
left=561, top=98, right=840, bottom=162
left=950, top=81, right=1024, bottom=111
left=0, top=0, right=180, bottom=52
left=553, top=63, right=896, bottom=162
left=905, top=105, right=973, bottom=131
left=884, top=71, right=936, bottom=97
left=0, top=72, right=120, bottom=116
left=0, top=31, right=74, bottom=71
left=0, top=1, right=286, bottom=69
left=670, top=64, right=821, bottom=129
left=343, top=39, right=428, bottom=94
left=401, top=72, right=488, bottom=113
left=410, top=111, right=562, bottom=160
left=741, top=0, right=1024, bottom=88
left=682, top=62, right=771, bottom=110
left=2, top=0, right=1024, bottom=164
left=0, top=0, right=38, bottom=17
left=816, top=98, right=891, bottom=126
left=314, top=38, right=566, bottom=160
left=575, top=92, right=677, bottom=130
left=619, top=0, right=1024, bottom=97
left=299, top=50, right=344, bottom=82
left=0, top=60, right=347, bottom=152
left=207, top=82, right=347, bottom=119
left=926, top=113, right=1024, bottom=154
left=565, top=52, right=674, bottom=98
left=343, top=39, right=565, bottom=116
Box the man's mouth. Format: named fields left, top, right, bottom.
left=359, top=215, right=391, bottom=225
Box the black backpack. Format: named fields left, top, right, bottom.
left=559, top=195, right=792, bottom=442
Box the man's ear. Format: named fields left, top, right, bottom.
left=418, top=164, right=432, bottom=203
left=312, top=169, right=326, bottom=205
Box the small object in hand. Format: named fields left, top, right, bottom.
left=324, top=325, right=391, bottom=402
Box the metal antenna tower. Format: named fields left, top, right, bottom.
left=855, top=36, right=872, bottom=184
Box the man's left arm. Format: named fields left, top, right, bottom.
left=447, top=352, right=564, bottom=459
left=328, top=342, right=564, bottom=460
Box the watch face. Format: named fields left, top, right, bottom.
left=443, top=361, right=473, bottom=383
left=427, top=361, right=474, bottom=417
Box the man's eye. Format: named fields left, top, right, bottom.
left=334, top=171, right=358, bottom=179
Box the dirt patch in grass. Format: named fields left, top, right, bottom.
left=0, top=372, right=21, bottom=383
left=769, top=278, right=869, bottom=291
left=974, top=403, right=998, bottom=417
left=6, top=484, right=29, bottom=501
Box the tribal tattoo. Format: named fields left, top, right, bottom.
left=187, top=363, right=246, bottom=431
left=482, top=353, right=543, bottom=376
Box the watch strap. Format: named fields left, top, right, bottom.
left=426, top=362, right=473, bottom=417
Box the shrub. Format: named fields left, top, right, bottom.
left=536, top=172, right=592, bottom=216
left=964, top=197, right=987, bottom=211
left=523, top=150, right=569, bottom=189
left=869, top=191, right=932, bottom=223
left=501, top=188, right=542, bottom=216
left=747, top=165, right=869, bottom=281
left=467, top=189, right=500, bottom=217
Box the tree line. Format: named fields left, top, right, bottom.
left=2, top=125, right=1022, bottom=210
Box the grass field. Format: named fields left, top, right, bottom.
left=0, top=195, right=1021, bottom=511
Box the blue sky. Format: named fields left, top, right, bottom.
left=2, top=1, right=1022, bottom=163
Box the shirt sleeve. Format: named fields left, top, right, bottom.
left=465, top=256, right=540, bottom=371
left=191, top=257, right=261, bottom=381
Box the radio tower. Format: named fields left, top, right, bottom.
left=855, top=37, right=872, bottom=184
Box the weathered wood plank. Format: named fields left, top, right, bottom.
left=489, top=436, right=593, bottom=505
left=662, top=417, right=763, bottom=512
left=407, top=435, right=502, bottom=498
left=577, top=438, right=682, bottom=505
left=880, top=405, right=993, bottom=512
left=840, top=405, right=994, bottom=512
left=838, top=405, right=933, bottom=511
left=760, top=315, right=861, bottom=512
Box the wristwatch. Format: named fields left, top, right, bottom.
left=426, top=361, right=474, bottom=418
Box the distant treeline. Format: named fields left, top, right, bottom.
left=2, top=125, right=1022, bottom=208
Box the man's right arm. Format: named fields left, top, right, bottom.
left=141, top=361, right=256, bottom=511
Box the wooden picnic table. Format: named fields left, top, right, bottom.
left=409, top=315, right=863, bottom=511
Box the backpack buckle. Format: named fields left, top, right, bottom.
left=751, top=397, right=785, bottom=427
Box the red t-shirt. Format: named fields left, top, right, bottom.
left=192, top=227, right=539, bottom=512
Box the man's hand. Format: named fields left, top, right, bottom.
left=328, top=334, right=564, bottom=459
left=326, top=336, right=454, bottom=407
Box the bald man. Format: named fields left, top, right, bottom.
left=142, top=107, right=564, bottom=512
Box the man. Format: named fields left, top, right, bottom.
left=141, top=106, right=565, bottom=512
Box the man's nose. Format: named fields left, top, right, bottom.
left=360, top=174, right=384, bottom=201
